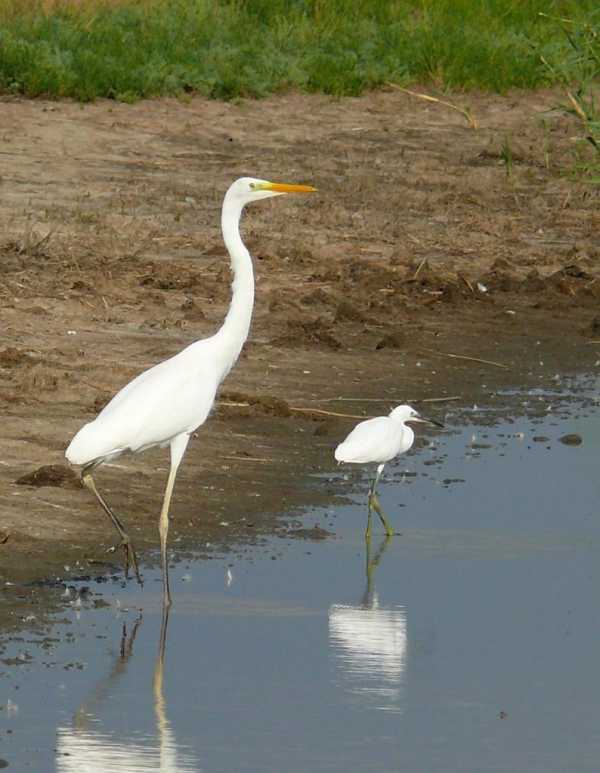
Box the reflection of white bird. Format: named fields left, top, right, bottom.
left=335, top=404, right=442, bottom=538
left=56, top=728, right=198, bottom=773
left=66, top=177, right=316, bottom=605
left=57, top=609, right=197, bottom=773
left=329, top=536, right=407, bottom=709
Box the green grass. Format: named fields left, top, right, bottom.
left=0, top=0, right=597, bottom=101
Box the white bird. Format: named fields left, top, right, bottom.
left=66, top=177, right=316, bottom=605
left=334, top=404, right=442, bottom=539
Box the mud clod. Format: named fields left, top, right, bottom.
left=15, top=465, right=82, bottom=489
left=0, top=347, right=32, bottom=367
left=376, top=331, right=406, bottom=350
left=271, top=317, right=341, bottom=351
left=220, top=391, right=291, bottom=418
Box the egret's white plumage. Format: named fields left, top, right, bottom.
left=334, top=406, right=417, bottom=466
left=335, top=404, right=442, bottom=538
left=66, top=176, right=316, bottom=604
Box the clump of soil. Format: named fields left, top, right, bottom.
left=271, top=317, right=341, bottom=350
left=0, top=347, right=33, bottom=367
left=301, top=288, right=334, bottom=307
left=15, top=464, right=82, bottom=489
left=219, top=390, right=291, bottom=417
left=376, top=331, right=406, bottom=350
left=334, top=300, right=368, bottom=323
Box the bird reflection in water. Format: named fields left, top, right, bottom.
left=56, top=605, right=199, bottom=772
left=329, top=535, right=407, bottom=711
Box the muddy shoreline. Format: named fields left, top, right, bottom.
left=0, top=88, right=598, bottom=605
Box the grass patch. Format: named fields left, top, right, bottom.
left=539, top=11, right=600, bottom=182
left=0, top=0, right=597, bottom=101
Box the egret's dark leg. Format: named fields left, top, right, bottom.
left=159, top=434, right=190, bottom=608
left=81, top=468, right=142, bottom=585
left=367, top=463, right=394, bottom=537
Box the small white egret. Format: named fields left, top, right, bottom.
left=334, top=404, right=443, bottom=539
left=66, top=177, right=316, bottom=605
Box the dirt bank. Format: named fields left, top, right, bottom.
left=0, top=87, right=598, bottom=595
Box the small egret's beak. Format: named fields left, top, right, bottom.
left=412, top=414, right=444, bottom=429
left=260, top=181, right=317, bottom=194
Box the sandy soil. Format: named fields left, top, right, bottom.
left=0, top=87, right=599, bottom=592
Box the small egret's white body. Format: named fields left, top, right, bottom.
left=66, top=176, right=316, bottom=604
left=334, top=406, right=416, bottom=466
left=335, top=404, right=441, bottom=538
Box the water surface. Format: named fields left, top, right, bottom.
left=2, top=381, right=600, bottom=772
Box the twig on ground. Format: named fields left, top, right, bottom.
left=319, top=396, right=461, bottom=404
left=222, top=455, right=274, bottom=463
left=290, top=407, right=368, bottom=420
left=421, top=348, right=509, bottom=369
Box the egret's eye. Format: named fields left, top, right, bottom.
left=249, top=182, right=256, bottom=190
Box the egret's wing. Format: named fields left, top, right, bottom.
left=66, top=342, right=219, bottom=465
left=335, top=417, right=397, bottom=464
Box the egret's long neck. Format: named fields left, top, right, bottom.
left=214, top=195, right=255, bottom=379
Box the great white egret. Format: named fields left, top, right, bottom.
left=334, top=405, right=443, bottom=539
left=66, top=177, right=316, bottom=605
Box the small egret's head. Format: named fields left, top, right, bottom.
left=227, top=176, right=317, bottom=207
left=390, top=405, right=444, bottom=428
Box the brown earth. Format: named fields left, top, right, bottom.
left=0, top=87, right=599, bottom=594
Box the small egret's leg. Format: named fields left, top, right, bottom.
left=368, top=463, right=394, bottom=537
left=159, top=433, right=190, bottom=608
left=82, top=470, right=142, bottom=584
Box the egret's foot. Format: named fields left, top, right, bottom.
left=108, top=537, right=143, bottom=586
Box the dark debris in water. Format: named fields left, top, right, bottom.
left=558, top=433, right=583, bottom=446
left=286, top=525, right=332, bottom=541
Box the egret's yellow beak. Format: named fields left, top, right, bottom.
left=260, top=181, right=317, bottom=193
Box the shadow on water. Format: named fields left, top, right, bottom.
left=2, top=376, right=600, bottom=772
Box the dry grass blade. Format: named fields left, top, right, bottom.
left=387, top=83, right=479, bottom=130
left=414, top=396, right=461, bottom=403
left=290, top=406, right=368, bottom=420
left=413, top=256, right=428, bottom=279
left=222, top=455, right=274, bottom=463
left=421, top=348, right=508, bottom=369
left=319, top=396, right=461, bottom=404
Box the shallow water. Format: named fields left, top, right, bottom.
left=2, top=379, right=600, bottom=772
